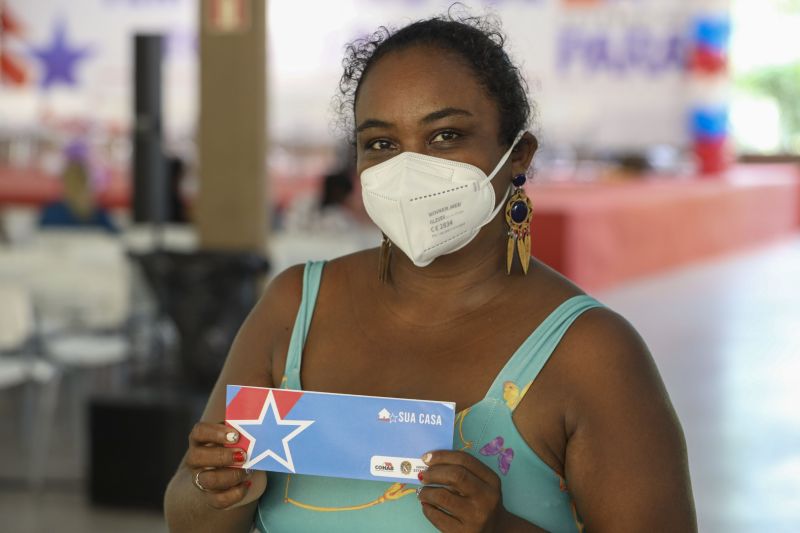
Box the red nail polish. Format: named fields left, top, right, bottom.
left=233, top=451, right=245, bottom=463
left=244, top=480, right=252, bottom=488
left=417, top=472, right=424, bottom=481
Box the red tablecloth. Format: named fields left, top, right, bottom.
left=529, top=164, right=800, bottom=290
left=0, top=166, right=130, bottom=209
left=0, top=165, right=319, bottom=211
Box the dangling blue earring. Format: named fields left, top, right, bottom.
left=505, top=173, right=533, bottom=274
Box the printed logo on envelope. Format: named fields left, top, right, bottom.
left=375, top=407, right=444, bottom=425
left=370, top=456, right=429, bottom=479
left=226, top=389, right=313, bottom=472
left=225, top=385, right=455, bottom=484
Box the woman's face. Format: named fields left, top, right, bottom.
left=354, top=45, right=526, bottom=197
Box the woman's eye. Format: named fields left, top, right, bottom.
left=431, top=131, right=460, bottom=143
left=367, top=139, right=394, bottom=151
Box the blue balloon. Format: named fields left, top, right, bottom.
left=693, top=16, right=731, bottom=51
left=691, top=107, right=729, bottom=137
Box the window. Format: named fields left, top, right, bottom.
left=730, top=0, right=800, bottom=155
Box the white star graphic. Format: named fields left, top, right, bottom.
left=227, top=391, right=314, bottom=472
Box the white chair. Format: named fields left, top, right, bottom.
left=0, top=207, right=39, bottom=245
left=122, top=224, right=198, bottom=255
left=0, top=284, right=60, bottom=489
left=28, top=231, right=135, bottom=471
left=0, top=230, right=135, bottom=474
left=0, top=231, right=132, bottom=334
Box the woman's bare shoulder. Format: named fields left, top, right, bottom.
left=197, top=263, right=306, bottom=422
left=313, top=248, right=381, bottom=300
left=321, top=247, right=380, bottom=277
left=261, top=263, right=306, bottom=326
left=517, top=259, right=674, bottom=434
left=555, top=308, right=695, bottom=529
left=518, top=258, right=587, bottom=310
left=556, top=299, right=658, bottom=391
left=231, top=263, right=307, bottom=384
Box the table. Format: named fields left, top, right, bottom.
left=529, top=164, right=800, bottom=290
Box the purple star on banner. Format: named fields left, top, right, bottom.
left=31, top=20, right=92, bottom=89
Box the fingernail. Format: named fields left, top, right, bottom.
left=233, top=450, right=246, bottom=463
left=417, top=472, right=424, bottom=481
left=226, top=431, right=239, bottom=443
left=421, top=452, right=432, bottom=464
left=244, top=480, right=252, bottom=488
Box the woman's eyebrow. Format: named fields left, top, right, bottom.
left=420, top=107, right=473, bottom=124
left=356, top=108, right=474, bottom=133
left=356, top=119, right=393, bottom=133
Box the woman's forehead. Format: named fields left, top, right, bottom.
left=354, top=45, right=496, bottom=125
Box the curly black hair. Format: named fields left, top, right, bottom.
left=334, top=6, right=532, bottom=148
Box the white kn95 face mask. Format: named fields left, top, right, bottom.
left=361, top=131, right=524, bottom=267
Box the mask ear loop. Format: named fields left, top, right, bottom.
left=484, top=130, right=526, bottom=223
left=486, top=184, right=513, bottom=223
left=484, top=130, right=526, bottom=184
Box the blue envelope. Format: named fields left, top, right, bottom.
left=225, top=385, right=455, bottom=484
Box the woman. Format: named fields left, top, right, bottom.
left=165, top=12, right=696, bottom=533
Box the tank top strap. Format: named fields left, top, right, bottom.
left=485, top=295, right=604, bottom=410
left=282, top=261, right=326, bottom=389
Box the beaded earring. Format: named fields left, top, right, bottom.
left=378, top=234, right=393, bottom=283
left=505, top=173, right=533, bottom=275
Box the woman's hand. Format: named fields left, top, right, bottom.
left=185, top=422, right=268, bottom=510
left=418, top=450, right=511, bottom=532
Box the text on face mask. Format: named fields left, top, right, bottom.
left=428, top=202, right=462, bottom=218
left=428, top=202, right=465, bottom=237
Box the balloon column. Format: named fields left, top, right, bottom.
left=688, top=9, right=732, bottom=175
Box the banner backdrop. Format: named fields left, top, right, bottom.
left=0, top=0, right=705, bottom=150
left=0, top=0, right=196, bottom=138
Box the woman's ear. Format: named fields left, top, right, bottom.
left=511, top=132, right=538, bottom=175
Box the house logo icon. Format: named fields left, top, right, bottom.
left=378, top=408, right=392, bottom=422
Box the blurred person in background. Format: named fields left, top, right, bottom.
left=167, top=155, right=190, bottom=224
left=39, top=141, right=117, bottom=233
left=282, top=164, right=361, bottom=232
left=320, top=169, right=353, bottom=213
left=165, top=8, right=696, bottom=533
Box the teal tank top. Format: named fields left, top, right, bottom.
left=256, top=261, right=603, bottom=532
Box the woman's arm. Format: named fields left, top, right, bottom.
left=562, top=308, right=697, bottom=532
left=164, top=265, right=304, bottom=533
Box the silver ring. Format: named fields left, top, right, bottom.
left=193, top=470, right=210, bottom=492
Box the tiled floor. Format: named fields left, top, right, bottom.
left=0, top=488, right=168, bottom=533
left=1, top=236, right=799, bottom=532
left=598, top=236, right=800, bottom=533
